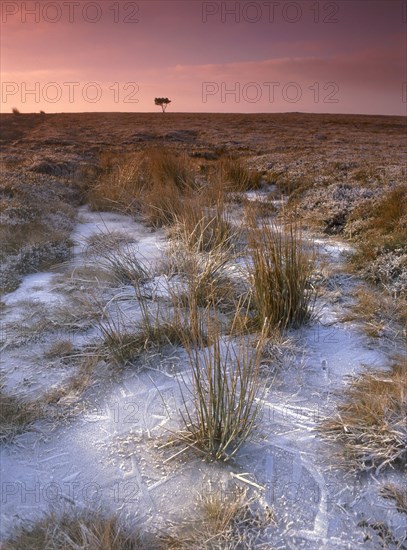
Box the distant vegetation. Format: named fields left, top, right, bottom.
left=154, top=97, right=172, bottom=112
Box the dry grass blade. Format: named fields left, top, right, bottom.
left=0, top=353, right=98, bottom=442
left=177, top=307, right=268, bottom=461
left=0, top=380, right=37, bottom=443
left=88, top=152, right=144, bottom=214
left=247, top=211, right=316, bottom=333
left=380, top=483, right=407, bottom=515
left=218, top=156, right=262, bottom=192
left=88, top=148, right=196, bottom=226
left=1, top=509, right=154, bottom=550
left=94, top=283, right=207, bottom=366
left=319, top=359, right=407, bottom=472
left=162, top=485, right=275, bottom=549
left=86, top=232, right=150, bottom=285
left=171, top=195, right=236, bottom=254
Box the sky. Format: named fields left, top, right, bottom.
left=0, top=0, right=406, bottom=114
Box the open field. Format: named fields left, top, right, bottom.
left=0, top=113, right=406, bottom=549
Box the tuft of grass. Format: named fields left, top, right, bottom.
left=176, top=309, right=267, bottom=461
left=371, top=186, right=406, bottom=235
left=182, top=253, right=241, bottom=314
left=247, top=212, right=316, bottom=333
left=88, top=148, right=196, bottom=226
left=319, top=359, right=407, bottom=472
left=95, top=288, right=206, bottom=366
left=163, top=486, right=275, bottom=549
left=1, top=509, right=150, bottom=550
left=146, top=148, right=195, bottom=192
left=86, top=231, right=150, bottom=285
left=218, top=157, right=262, bottom=192
left=163, top=196, right=242, bottom=313
left=171, top=196, right=236, bottom=254
left=88, top=151, right=143, bottom=213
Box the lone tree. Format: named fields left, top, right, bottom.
left=154, top=97, right=171, bottom=113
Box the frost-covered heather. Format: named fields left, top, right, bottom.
left=0, top=112, right=406, bottom=548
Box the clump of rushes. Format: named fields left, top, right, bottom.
left=172, top=196, right=235, bottom=253
left=247, top=211, right=316, bottom=333
left=86, top=231, right=150, bottom=285
left=146, top=148, right=195, bottom=192
left=88, top=151, right=144, bottom=213
left=319, top=360, right=407, bottom=472
left=177, top=308, right=268, bottom=461
left=218, top=156, right=262, bottom=192
left=88, top=148, right=197, bottom=226
left=95, top=282, right=207, bottom=366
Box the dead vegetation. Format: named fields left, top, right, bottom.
left=0, top=379, right=38, bottom=443
left=346, top=185, right=407, bottom=295
left=174, top=308, right=268, bottom=461
left=162, top=485, right=275, bottom=549
left=87, top=148, right=196, bottom=226
left=2, top=487, right=275, bottom=550
left=0, top=353, right=100, bottom=442
left=1, top=112, right=406, bottom=545
left=246, top=211, right=316, bottom=333
left=342, top=286, right=407, bottom=340
left=320, top=359, right=407, bottom=472
left=1, top=509, right=147, bottom=550
left=381, top=483, right=407, bottom=515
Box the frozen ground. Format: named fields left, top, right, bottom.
left=0, top=202, right=405, bottom=549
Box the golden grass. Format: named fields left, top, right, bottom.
left=371, top=186, right=407, bottom=235
left=87, top=151, right=144, bottom=213
left=342, top=286, right=407, bottom=339
left=88, top=148, right=197, bottom=226
left=246, top=211, right=316, bottom=333
left=86, top=233, right=150, bottom=285
left=320, top=360, right=407, bottom=472
left=95, top=285, right=207, bottom=367
left=176, top=308, right=267, bottom=461
left=162, top=486, right=275, bottom=549
left=217, top=156, right=262, bottom=192
left=349, top=185, right=407, bottom=275
left=1, top=509, right=148, bottom=550
left=171, top=197, right=235, bottom=254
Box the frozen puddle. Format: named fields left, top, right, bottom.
left=0, top=205, right=405, bottom=548
left=71, top=206, right=165, bottom=260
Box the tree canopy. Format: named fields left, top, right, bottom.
left=154, top=98, right=171, bottom=112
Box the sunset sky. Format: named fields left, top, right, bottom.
left=1, top=0, right=406, bottom=114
